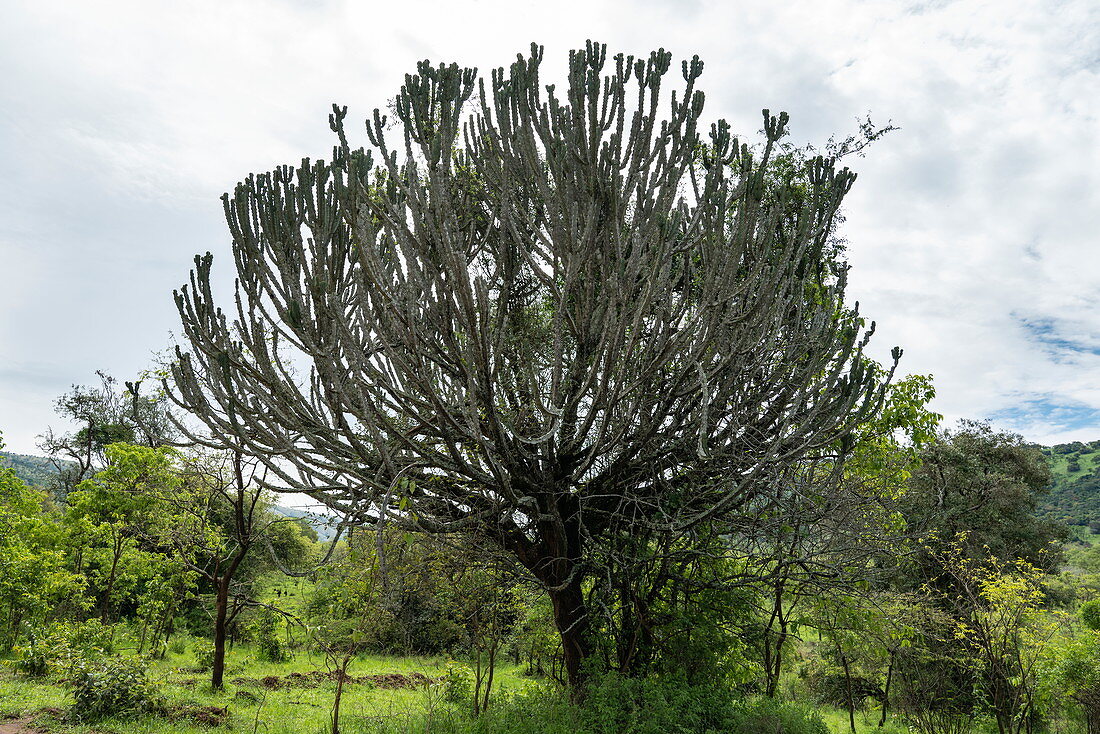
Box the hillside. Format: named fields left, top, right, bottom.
left=1037, top=439, right=1100, bottom=526
left=0, top=450, right=61, bottom=488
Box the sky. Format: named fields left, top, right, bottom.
left=1, top=0, right=1098, bottom=455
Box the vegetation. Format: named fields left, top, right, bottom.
left=3, top=41, right=1100, bottom=733
left=1038, top=440, right=1100, bottom=526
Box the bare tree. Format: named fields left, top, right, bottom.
left=166, top=42, right=898, bottom=688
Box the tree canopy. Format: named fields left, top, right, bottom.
left=165, top=41, right=899, bottom=686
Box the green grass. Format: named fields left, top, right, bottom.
left=1048, top=445, right=1100, bottom=482
left=817, top=708, right=910, bottom=733
left=1069, top=524, right=1100, bottom=547
left=0, top=636, right=533, bottom=734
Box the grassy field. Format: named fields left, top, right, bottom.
left=0, top=642, right=1044, bottom=733
left=1048, top=446, right=1100, bottom=480
left=0, top=639, right=536, bottom=734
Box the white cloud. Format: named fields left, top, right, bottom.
left=1, top=0, right=1098, bottom=452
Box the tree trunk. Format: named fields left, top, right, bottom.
left=879, top=652, right=894, bottom=727
left=839, top=648, right=856, bottom=734
left=211, top=576, right=230, bottom=690
left=100, top=534, right=123, bottom=623
left=483, top=638, right=498, bottom=713
left=548, top=575, right=591, bottom=692
left=331, top=654, right=351, bottom=734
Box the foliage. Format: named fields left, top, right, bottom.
left=575, top=674, right=829, bottom=734
left=0, top=434, right=87, bottom=651
left=70, top=656, right=164, bottom=722
left=167, top=41, right=898, bottom=687
left=726, top=696, right=831, bottom=734
left=441, top=661, right=475, bottom=704
left=251, top=607, right=291, bottom=662
left=1081, top=599, right=1100, bottom=631
left=9, top=620, right=112, bottom=678
left=924, top=539, right=1065, bottom=734
left=897, top=421, right=1067, bottom=593
left=1040, top=628, right=1100, bottom=733
left=37, top=371, right=175, bottom=499
left=579, top=672, right=739, bottom=733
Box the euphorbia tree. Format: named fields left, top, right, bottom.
left=166, top=41, right=897, bottom=687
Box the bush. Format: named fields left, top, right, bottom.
left=167, top=636, right=187, bottom=656
left=580, top=672, right=740, bottom=733
left=71, top=657, right=163, bottom=722
left=9, top=621, right=112, bottom=678
left=441, top=661, right=474, bottom=704
left=194, top=641, right=215, bottom=670
left=251, top=608, right=291, bottom=663
left=455, top=682, right=582, bottom=734
left=1082, top=600, right=1100, bottom=631
left=804, top=671, right=883, bottom=708
left=727, top=697, right=830, bottom=734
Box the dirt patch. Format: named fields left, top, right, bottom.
left=0, top=708, right=65, bottom=734
left=166, top=704, right=229, bottom=727
left=0, top=719, right=37, bottom=734
left=231, top=670, right=436, bottom=691
left=0, top=717, right=33, bottom=734
left=0, top=707, right=65, bottom=734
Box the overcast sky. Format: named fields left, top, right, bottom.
left=1, top=0, right=1098, bottom=455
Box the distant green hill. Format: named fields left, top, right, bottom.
left=1037, top=440, right=1100, bottom=526
left=274, top=505, right=340, bottom=542
left=0, top=451, right=62, bottom=489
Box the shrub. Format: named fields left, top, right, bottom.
left=456, top=682, right=582, bottom=734
left=804, top=670, right=883, bottom=708
left=1082, top=600, right=1100, bottom=631
left=252, top=608, right=291, bottom=663
left=580, top=672, right=739, bottom=733
left=727, top=697, right=830, bottom=734
left=194, top=641, right=215, bottom=670
left=70, top=657, right=163, bottom=722
left=167, top=636, right=187, bottom=656
left=9, top=621, right=111, bottom=678
left=441, top=661, right=474, bottom=704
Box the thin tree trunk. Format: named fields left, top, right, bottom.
left=472, top=648, right=483, bottom=716
left=211, top=576, right=230, bottom=690
left=482, top=638, right=497, bottom=713
left=879, top=652, right=894, bottom=727
left=839, top=648, right=856, bottom=734
left=331, top=654, right=351, bottom=734
left=100, top=535, right=123, bottom=623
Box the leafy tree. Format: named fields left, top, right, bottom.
left=0, top=431, right=85, bottom=649
left=38, top=371, right=175, bottom=499
left=898, top=420, right=1067, bottom=591
left=165, top=42, right=898, bottom=687
left=67, top=444, right=183, bottom=626
left=749, top=372, right=938, bottom=698
left=927, top=541, right=1064, bottom=734
left=168, top=450, right=315, bottom=689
